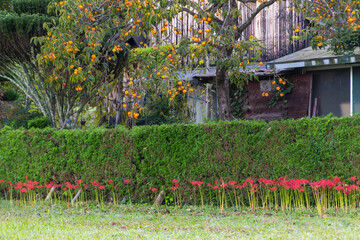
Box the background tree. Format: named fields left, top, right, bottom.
left=35, top=0, right=132, bottom=128
left=128, top=0, right=278, bottom=121
left=38, top=0, right=193, bottom=128
left=42, top=0, right=284, bottom=124
left=0, top=0, right=56, bottom=125
left=293, top=0, right=360, bottom=55
left=0, top=0, right=11, bottom=10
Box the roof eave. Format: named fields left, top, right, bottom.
left=267, top=55, right=360, bottom=70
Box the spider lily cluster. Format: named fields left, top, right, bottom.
left=1, top=176, right=360, bottom=216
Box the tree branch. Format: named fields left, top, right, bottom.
left=235, top=0, right=277, bottom=38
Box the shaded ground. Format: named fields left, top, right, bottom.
left=1, top=201, right=360, bottom=239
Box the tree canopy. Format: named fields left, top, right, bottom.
left=294, top=0, right=360, bottom=55
left=3, top=0, right=359, bottom=128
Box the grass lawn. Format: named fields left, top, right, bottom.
left=1, top=201, right=360, bottom=239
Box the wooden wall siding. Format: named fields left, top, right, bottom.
left=241, top=1, right=309, bottom=61
left=243, top=74, right=312, bottom=121
left=151, top=1, right=309, bottom=62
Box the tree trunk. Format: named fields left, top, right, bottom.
left=115, top=80, right=124, bottom=125
left=216, top=66, right=234, bottom=121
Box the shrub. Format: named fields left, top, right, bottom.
left=0, top=107, right=43, bottom=129
left=1, top=115, right=360, bottom=201
left=27, top=116, right=50, bottom=129
left=2, top=89, right=18, bottom=101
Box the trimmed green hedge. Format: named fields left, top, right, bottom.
left=1, top=116, right=360, bottom=199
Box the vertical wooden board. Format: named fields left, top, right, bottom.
left=148, top=1, right=309, bottom=61
left=352, top=67, right=360, bottom=113
left=308, top=76, right=313, bottom=117
left=272, top=3, right=276, bottom=59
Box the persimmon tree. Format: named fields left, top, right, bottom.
left=41, top=0, right=281, bottom=124
left=36, top=0, right=196, bottom=128
left=35, top=0, right=139, bottom=128
left=126, top=0, right=278, bottom=120
left=293, top=0, right=360, bottom=55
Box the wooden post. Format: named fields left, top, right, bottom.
left=308, top=77, right=313, bottom=118
left=45, top=186, right=55, bottom=202
left=312, top=98, right=319, bottom=117
left=71, top=189, right=82, bottom=204
left=154, top=191, right=165, bottom=206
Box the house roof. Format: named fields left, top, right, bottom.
left=174, top=65, right=291, bottom=83
left=266, top=47, right=360, bottom=70
left=189, top=65, right=287, bottom=82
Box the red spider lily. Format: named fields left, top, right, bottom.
left=76, top=180, right=84, bottom=184
left=245, top=179, right=254, bottom=185
left=26, top=184, right=35, bottom=190
left=24, top=176, right=28, bottom=179
left=250, top=189, right=256, bottom=193
left=108, top=180, right=114, bottom=184
left=83, top=184, right=87, bottom=187
left=0, top=180, right=4, bottom=183
left=123, top=179, right=130, bottom=184
left=333, top=176, right=340, bottom=183
left=171, top=186, right=177, bottom=190
left=91, top=181, right=100, bottom=186
left=175, top=182, right=179, bottom=186
left=37, top=185, right=44, bottom=188
left=310, top=180, right=336, bottom=189
left=206, top=183, right=212, bottom=187
left=296, top=179, right=310, bottom=185
left=191, top=181, right=203, bottom=186
left=277, top=179, right=309, bottom=191
left=20, top=189, right=27, bottom=193
left=151, top=188, right=158, bottom=192
left=229, top=181, right=237, bottom=186
left=99, top=186, right=105, bottom=190
left=214, top=180, right=219, bottom=185
left=63, top=188, right=67, bottom=191
left=343, top=185, right=359, bottom=194
left=349, top=177, right=358, bottom=182
left=45, top=182, right=54, bottom=188
left=27, top=180, right=38, bottom=185
left=258, top=178, right=277, bottom=185
left=220, top=183, right=228, bottom=188
left=171, top=179, right=178, bottom=183
left=270, top=187, right=277, bottom=191
left=335, top=185, right=343, bottom=191
left=213, top=186, right=219, bottom=190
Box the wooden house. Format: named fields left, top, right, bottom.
left=265, top=47, right=360, bottom=119
left=188, top=46, right=360, bottom=122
